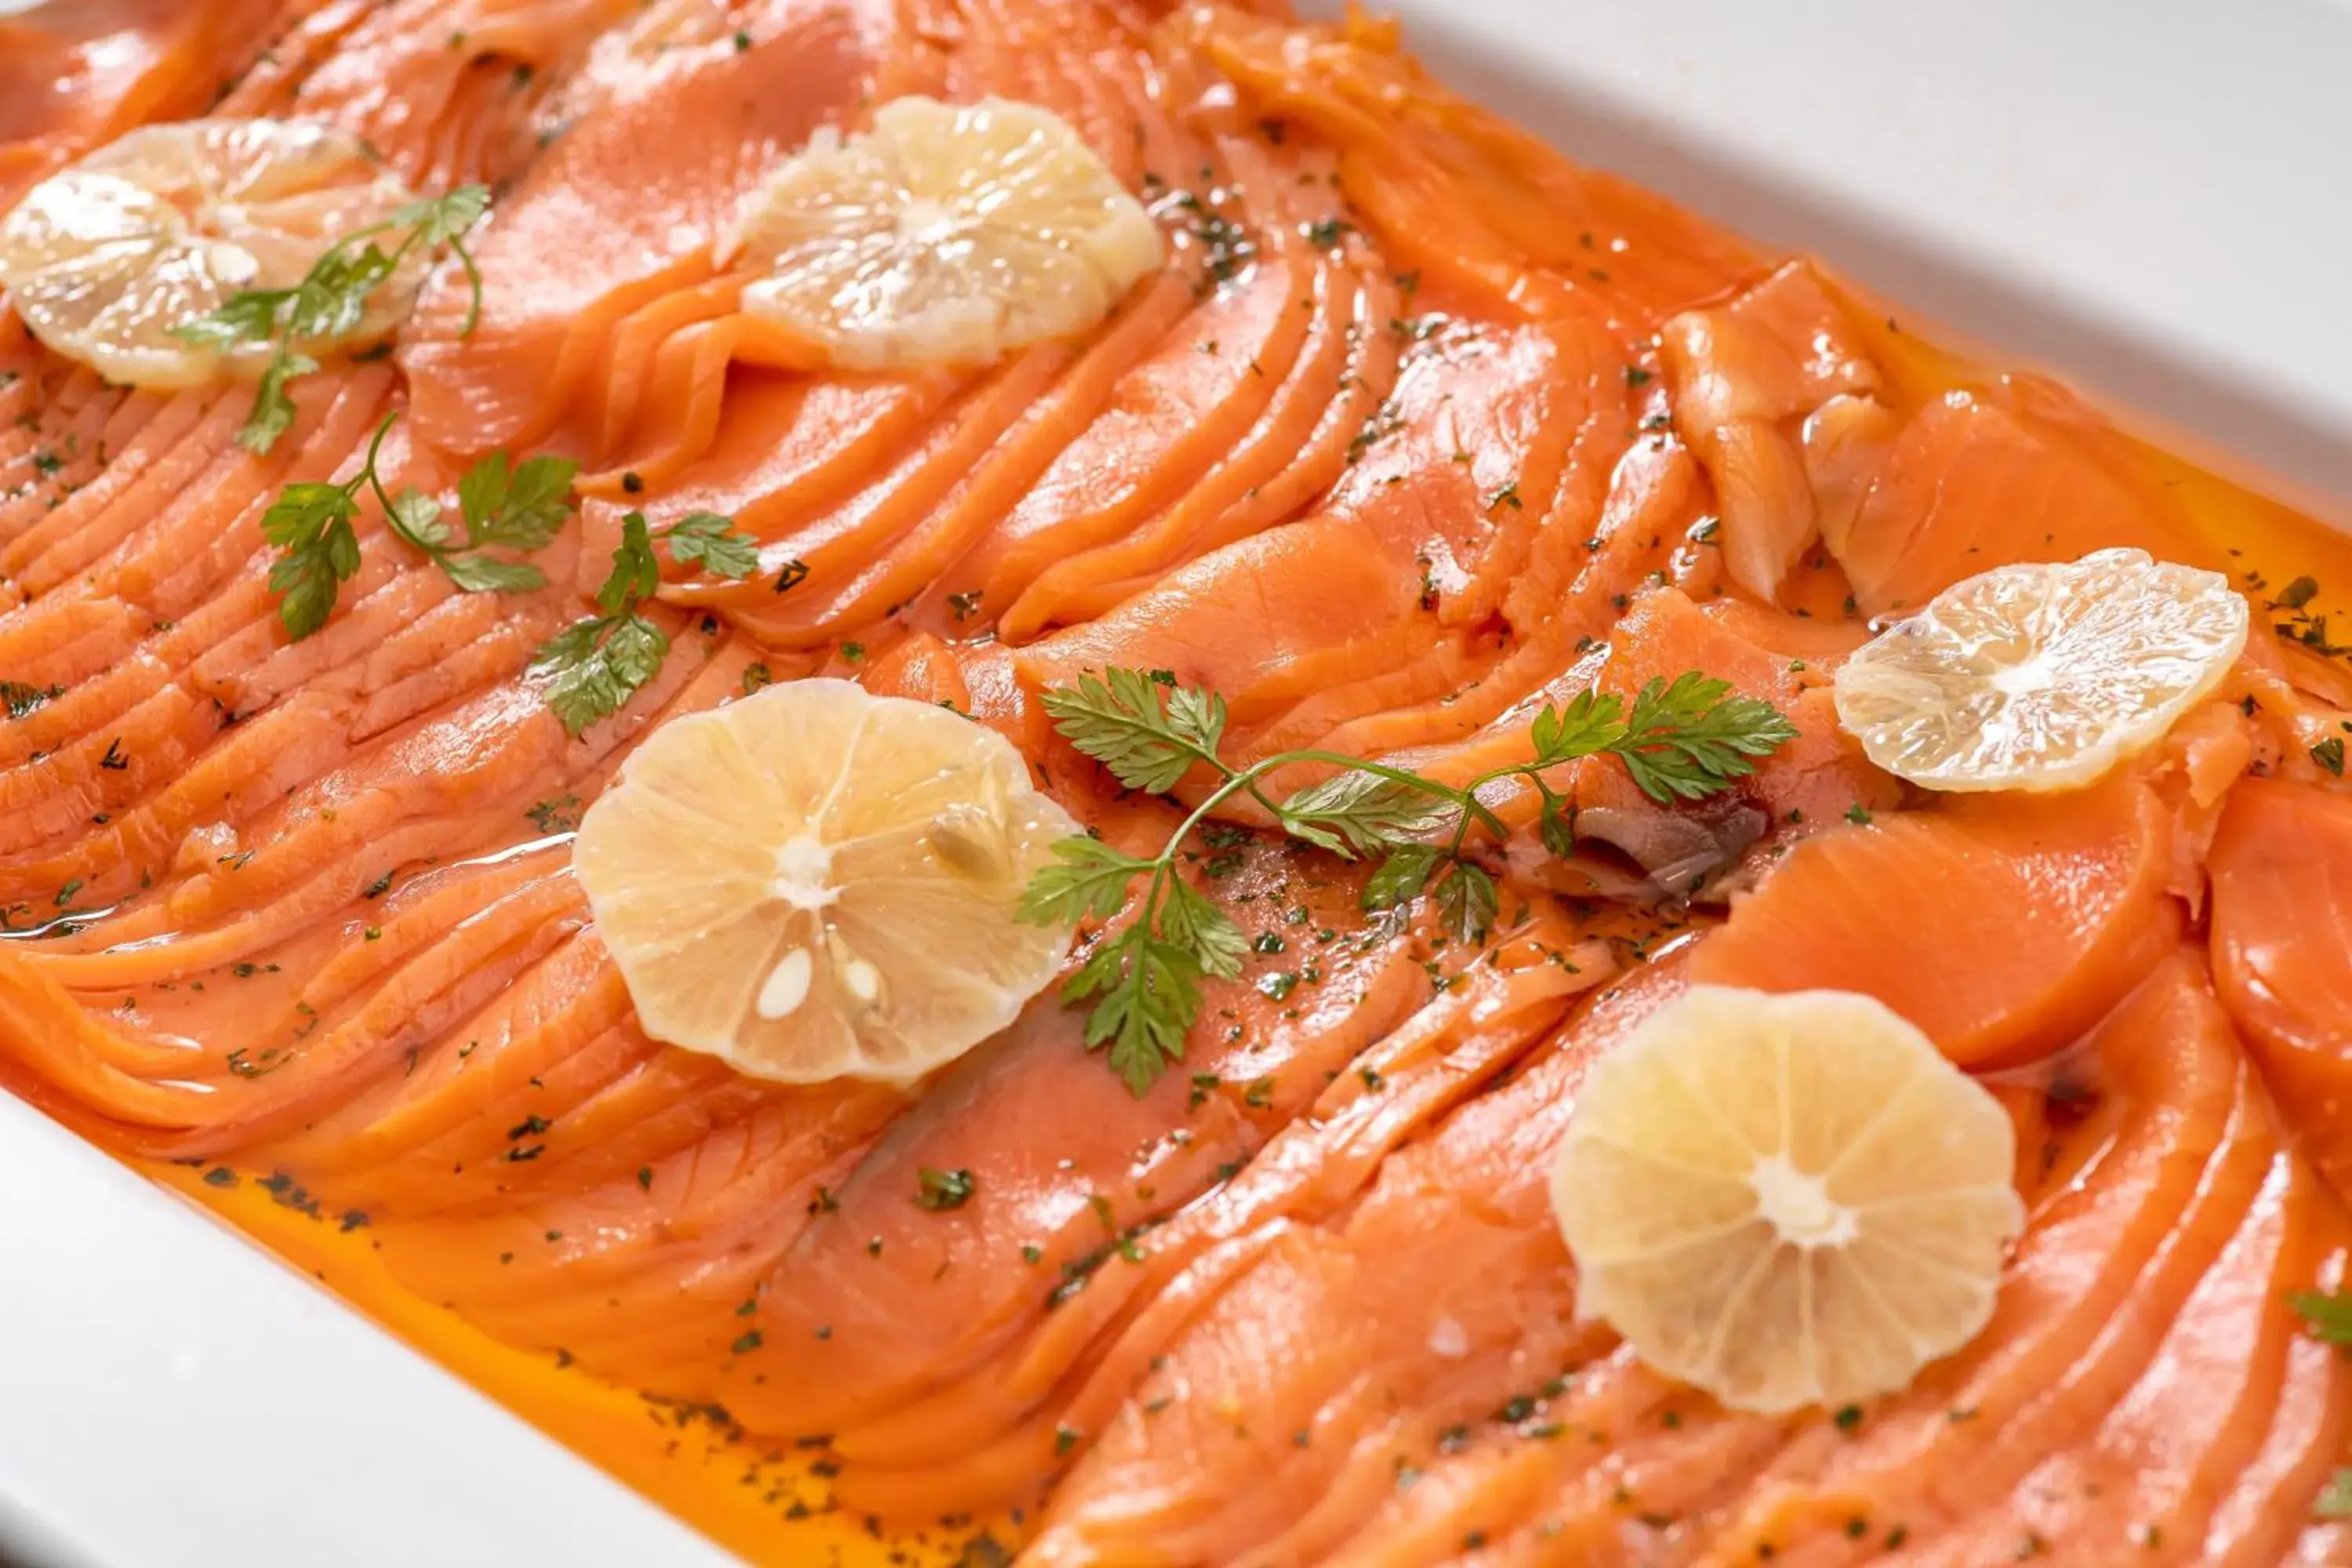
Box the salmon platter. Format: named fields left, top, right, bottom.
left=9, top=1, right=2352, bottom=1564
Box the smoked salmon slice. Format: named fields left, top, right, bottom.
left=2209, top=775, right=2352, bottom=1204
left=1661, top=260, right=1882, bottom=604
left=1691, top=775, right=2183, bottom=1069
left=1, top=0, right=2349, bottom=1564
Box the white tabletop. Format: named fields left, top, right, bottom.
left=1392, top=0, right=2352, bottom=522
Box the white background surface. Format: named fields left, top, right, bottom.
left=1391, top=0, right=2352, bottom=521
left=4, top=2, right=2350, bottom=1566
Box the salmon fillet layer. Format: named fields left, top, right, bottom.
left=5, top=2, right=2352, bottom=1565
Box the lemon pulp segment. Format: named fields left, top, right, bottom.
left=573, top=680, right=1083, bottom=1086
left=0, top=118, right=426, bottom=388
left=1550, top=985, right=2024, bottom=1414
left=724, top=95, right=1163, bottom=371
left=1832, top=547, right=2249, bottom=793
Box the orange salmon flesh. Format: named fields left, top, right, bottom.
left=5, top=2, right=2352, bottom=1564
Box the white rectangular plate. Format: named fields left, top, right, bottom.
left=4, top=2, right=2347, bottom=1564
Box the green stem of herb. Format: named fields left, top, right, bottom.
left=448, top=238, right=484, bottom=337
left=358, top=408, right=401, bottom=515
left=265, top=205, right=480, bottom=374
left=1126, top=746, right=1517, bottom=945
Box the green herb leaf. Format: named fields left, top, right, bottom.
left=258, top=481, right=361, bottom=550
left=235, top=350, right=318, bottom=455
left=1362, top=844, right=1440, bottom=910
left=2290, top=1288, right=2352, bottom=1345
left=1065, top=927, right=1203, bottom=1095
left=1019, top=662, right=1792, bottom=1097
left=600, top=513, right=664, bottom=614
left=915, top=1167, right=978, bottom=1210
left=1019, top=837, right=1153, bottom=925
left=459, top=448, right=577, bottom=550
left=659, top=510, right=760, bottom=579
left=1157, top=877, right=1247, bottom=980
left=387, top=184, right=491, bottom=334
left=383, top=488, right=452, bottom=553
left=1435, top=861, right=1497, bottom=944
left=2320, top=1468, right=2352, bottom=1519
left=1537, top=796, right=1577, bottom=858
left=286, top=243, right=397, bottom=339
left=267, top=517, right=361, bottom=640
left=1529, top=688, right=1629, bottom=765
left=1277, top=770, right=1456, bottom=857
left=258, top=481, right=362, bottom=640
left=1043, top=668, right=1223, bottom=793
left=437, top=552, right=549, bottom=593
left=172, top=289, right=286, bottom=348
left=1613, top=673, right=1800, bottom=803
left=534, top=510, right=684, bottom=734
left=391, top=184, right=492, bottom=249
left=535, top=613, right=670, bottom=736
left=380, top=419, right=564, bottom=598
left=183, top=183, right=492, bottom=452
left=1162, top=684, right=1228, bottom=758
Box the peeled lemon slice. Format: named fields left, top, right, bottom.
left=1550, top=985, right=2023, bottom=1414
left=573, top=680, right=1083, bottom=1085
left=0, top=118, right=423, bottom=388
left=1832, top=547, right=2248, bottom=793
left=723, top=94, right=1163, bottom=370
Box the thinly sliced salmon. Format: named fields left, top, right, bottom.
left=2209, top=776, right=2352, bottom=1202
left=1691, top=775, right=2182, bottom=1069
left=1828, top=383, right=2215, bottom=618
left=0, top=0, right=287, bottom=201
left=1025, top=960, right=1690, bottom=1568
left=1695, top=956, right=2332, bottom=1566
left=1016, top=318, right=1604, bottom=737
left=830, top=917, right=1613, bottom=1517
left=713, top=841, right=1439, bottom=1439
left=1181, top=3, right=1762, bottom=331
left=398, top=0, right=898, bottom=460
left=6, top=1, right=2352, bottom=1563
left=1661, top=260, right=1882, bottom=602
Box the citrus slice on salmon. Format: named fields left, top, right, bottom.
left=722, top=94, right=1163, bottom=370
left=572, top=679, right=1083, bottom=1085
left=1833, top=546, right=2248, bottom=792
left=0, top=117, right=424, bottom=387
left=1550, top=984, right=2024, bottom=1414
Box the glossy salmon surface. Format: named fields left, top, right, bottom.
left=5, top=2, right=2352, bottom=1564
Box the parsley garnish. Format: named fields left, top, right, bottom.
left=1019, top=666, right=1795, bottom=1092
left=659, top=510, right=761, bottom=579
left=258, top=412, right=575, bottom=638
left=532, top=510, right=758, bottom=734
left=1, top=681, right=65, bottom=720
left=2321, top=1468, right=2352, bottom=1519
left=176, top=185, right=489, bottom=453
left=2290, top=1287, right=2352, bottom=1345
left=385, top=436, right=579, bottom=593
left=916, top=1167, right=978, bottom=1210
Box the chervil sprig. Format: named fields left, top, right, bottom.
left=1020, top=666, right=1797, bottom=1094
left=379, top=434, right=581, bottom=594
left=534, top=510, right=761, bottom=735
left=2290, top=1287, right=2352, bottom=1346
left=258, top=410, right=580, bottom=637
left=176, top=185, right=489, bottom=454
